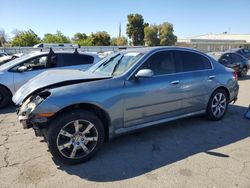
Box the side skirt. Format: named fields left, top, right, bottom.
left=115, top=110, right=206, bottom=135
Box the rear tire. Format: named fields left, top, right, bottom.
left=239, top=67, right=248, bottom=77
left=47, top=109, right=105, bottom=165
left=0, top=86, right=12, bottom=108
left=206, top=89, right=229, bottom=121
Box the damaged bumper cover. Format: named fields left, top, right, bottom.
left=17, top=91, right=58, bottom=131
left=18, top=113, right=49, bottom=129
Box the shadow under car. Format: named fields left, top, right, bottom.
left=55, top=104, right=250, bottom=182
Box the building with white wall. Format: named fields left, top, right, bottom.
left=177, top=33, right=250, bottom=52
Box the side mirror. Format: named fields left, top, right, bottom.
left=135, top=69, right=154, bottom=78
left=17, top=66, right=27, bottom=72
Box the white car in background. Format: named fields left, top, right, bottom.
left=0, top=52, right=8, bottom=57
left=0, top=49, right=101, bottom=108
left=0, top=53, right=24, bottom=65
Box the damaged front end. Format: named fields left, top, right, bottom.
left=17, top=90, right=53, bottom=136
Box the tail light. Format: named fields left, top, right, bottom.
left=233, top=71, right=238, bottom=80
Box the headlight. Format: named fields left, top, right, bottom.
left=20, top=96, right=44, bottom=116
left=19, top=91, right=51, bottom=117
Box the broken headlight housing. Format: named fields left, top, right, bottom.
left=19, top=91, right=51, bottom=117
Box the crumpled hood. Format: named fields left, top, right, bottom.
left=12, top=69, right=111, bottom=105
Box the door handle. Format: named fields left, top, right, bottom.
left=171, top=80, right=180, bottom=85
left=208, top=75, right=215, bottom=80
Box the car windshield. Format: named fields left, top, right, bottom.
left=90, top=52, right=144, bottom=76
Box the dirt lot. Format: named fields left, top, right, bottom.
left=0, top=75, right=250, bottom=188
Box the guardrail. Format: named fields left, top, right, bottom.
left=0, top=46, right=143, bottom=55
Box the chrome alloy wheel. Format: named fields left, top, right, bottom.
left=211, top=93, right=227, bottom=118
left=56, top=120, right=98, bottom=159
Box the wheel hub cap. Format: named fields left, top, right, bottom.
left=211, top=93, right=227, bottom=118
left=56, top=119, right=98, bottom=159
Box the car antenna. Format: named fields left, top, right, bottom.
left=74, top=48, right=79, bottom=54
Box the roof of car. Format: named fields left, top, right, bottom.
left=207, top=51, right=247, bottom=60
left=226, top=48, right=242, bottom=52
left=207, top=51, right=240, bottom=55
left=120, top=46, right=203, bottom=54
left=29, top=50, right=99, bottom=57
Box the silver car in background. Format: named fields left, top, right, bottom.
left=14, top=47, right=239, bottom=165
left=0, top=50, right=101, bottom=108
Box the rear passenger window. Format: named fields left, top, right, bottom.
left=61, top=54, right=94, bottom=66
left=231, top=54, right=242, bottom=62
left=179, top=51, right=211, bottom=71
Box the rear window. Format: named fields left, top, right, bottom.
left=179, top=51, right=212, bottom=72
left=61, top=54, right=94, bottom=66
left=243, top=49, right=250, bottom=53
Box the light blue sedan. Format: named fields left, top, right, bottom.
left=14, top=47, right=239, bottom=164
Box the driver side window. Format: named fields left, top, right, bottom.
left=141, top=51, right=176, bottom=75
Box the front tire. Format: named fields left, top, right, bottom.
left=0, top=86, right=12, bottom=108
left=47, top=109, right=105, bottom=165
left=206, top=89, right=229, bottom=121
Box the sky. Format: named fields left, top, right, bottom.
left=1, top=0, right=250, bottom=39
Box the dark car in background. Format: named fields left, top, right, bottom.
left=207, top=51, right=249, bottom=77
left=228, top=48, right=250, bottom=60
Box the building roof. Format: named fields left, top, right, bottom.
left=178, top=33, right=250, bottom=43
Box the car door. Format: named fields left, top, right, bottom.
left=58, top=53, right=94, bottom=71
left=176, top=50, right=214, bottom=113
left=12, top=54, right=58, bottom=91
left=123, top=50, right=184, bottom=127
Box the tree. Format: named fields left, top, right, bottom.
left=72, top=32, right=87, bottom=41
left=158, top=22, right=177, bottom=46
left=0, top=29, right=8, bottom=47
left=72, top=32, right=92, bottom=46
left=91, top=31, right=111, bottom=46
left=144, top=25, right=159, bottom=46
left=77, top=37, right=93, bottom=46
left=111, top=36, right=128, bottom=46
left=42, top=31, right=70, bottom=43
left=126, top=13, right=145, bottom=46
left=116, top=36, right=128, bottom=46
left=11, top=29, right=40, bottom=47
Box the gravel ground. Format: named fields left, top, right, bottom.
left=0, top=75, right=250, bottom=188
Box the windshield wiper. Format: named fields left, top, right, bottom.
left=94, top=53, right=121, bottom=71
left=111, top=55, right=124, bottom=76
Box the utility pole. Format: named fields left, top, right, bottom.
left=119, top=22, right=121, bottom=38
